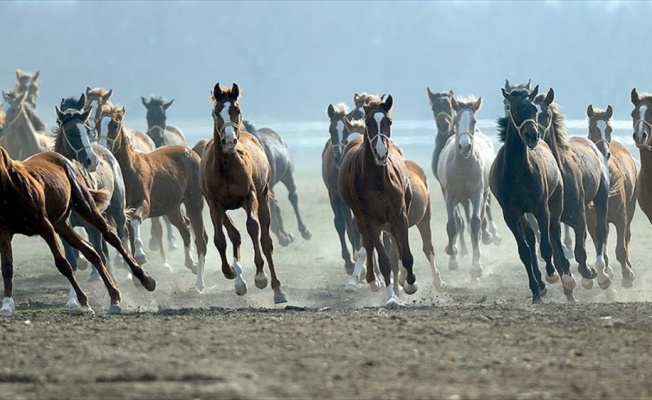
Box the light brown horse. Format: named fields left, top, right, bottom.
left=14, top=69, right=40, bottom=109
left=338, top=95, right=446, bottom=308
left=200, top=82, right=286, bottom=303
left=0, top=133, right=155, bottom=315
left=96, top=106, right=207, bottom=280
left=0, top=89, right=52, bottom=160
left=192, top=138, right=208, bottom=157
left=586, top=104, right=638, bottom=288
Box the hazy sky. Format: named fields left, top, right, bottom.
left=0, top=1, right=646, bottom=129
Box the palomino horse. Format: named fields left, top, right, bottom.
left=55, top=102, right=132, bottom=286
left=11, top=69, right=47, bottom=131
left=0, top=128, right=156, bottom=314
left=338, top=95, right=446, bottom=308
left=490, top=86, right=572, bottom=303
left=0, top=90, right=52, bottom=160
left=200, top=82, right=286, bottom=303
left=437, top=95, right=497, bottom=281
left=96, top=106, right=207, bottom=278
left=141, top=96, right=188, bottom=147
left=586, top=104, right=637, bottom=288
left=534, top=89, right=610, bottom=295
left=243, top=120, right=312, bottom=247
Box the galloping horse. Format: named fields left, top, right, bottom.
left=200, top=82, right=286, bottom=303
left=630, top=89, right=652, bottom=226
left=54, top=102, right=131, bottom=289
left=242, top=120, right=312, bottom=247
left=0, top=112, right=155, bottom=315
left=586, top=104, right=638, bottom=288
left=0, top=90, right=52, bottom=160
left=338, top=95, right=446, bottom=308
left=96, top=106, right=207, bottom=277
left=11, top=69, right=47, bottom=131
left=490, top=86, right=571, bottom=303
left=437, top=95, right=497, bottom=281
left=534, top=89, right=610, bottom=294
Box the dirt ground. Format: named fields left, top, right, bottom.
left=2, top=173, right=652, bottom=399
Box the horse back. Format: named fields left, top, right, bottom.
left=321, top=140, right=338, bottom=195
left=164, top=125, right=188, bottom=147
left=567, top=136, right=609, bottom=200
left=251, top=127, right=293, bottom=185
left=129, top=130, right=156, bottom=153
left=405, top=159, right=430, bottom=226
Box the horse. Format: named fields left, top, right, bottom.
left=96, top=105, right=207, bottom=279
left=141, top=96, right=188, bottom=148
left=0, top=130, right=156, bottom=315
left=55, top=101, right=132, bottom=289
left=490, top=86, right=574, bottom=303
left=586, top=104, right=637, bottom=288
left=242, top=120, right=312, bottom=247
left=437, top=95, right=497, bottom=281
left=0, top=89, right=52, bottom=160
left=337, top=94, right=446, bottom=308
left=534, top=89, right=610, bottom=294
left=192, top=139, right=209, bottom=157
left=10, top=69, right=47, bottom=132
left=200, top=82, right=286, bottom=303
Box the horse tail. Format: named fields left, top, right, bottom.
left=63, top=159, right=110, bottom=215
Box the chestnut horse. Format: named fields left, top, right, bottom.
left=200, top=82, right=286, bottom=303
left=630, top=89, right=652, bottom=227
left=243, top=120, right=312, bottom=247
left=490, top=86, right=571, bottom=304
left=0, top=89, right=52, bottom=160
left=96, top=106, right=207, bottom=278
left=0, top=126, right=155, bottom=315
left=534, top=89, right=610, bottom=295
left=586, top=104, right=637, bottom=288
left=338, top=95, right=446, bottom=308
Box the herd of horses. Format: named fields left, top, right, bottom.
left=0, top=68, right=650, bottom=313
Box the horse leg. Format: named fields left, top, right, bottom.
left=130, top=212, right=149, bottom=266
left=257, top=193, right=287, bottom=304
left=207, top=204, right=238, bottom=287
left=385, top=231, right=399, bottom=296
left=183, top=191, right=208, bottom=292
left=458, top=202, right=469, bottom=257
left=593, top=183, right=611, bottom=290
left=269, top=194, right=292, bottom=247
left=392, top=214, right=418, bottom=298
left=416, top=202, right=446, bottom=293
left=562, top=223, right=574, bottom=259
left=365, top=222, right=397, bottom=308
left=521, top=217, right=547, bottom=297
left=533, top=208, right=560, bottom=285
left=164, top=215, right=178, bottom=251
left=615, top=212, right=635, bottom=288
left=469, top=193, right=484, bottom=283
left=570, top=209, right=599, bottom=288
left=61, top=237, right=82, bottom=308
left=444, top=197, right=459, bottom=270
left=0, top=234, right=16, bottom=315
left=504, top=215, right=542, bottom=303
left=54, top=221, right=122, bottom=314
left=148, top=217, right=161, bottom=251
left=166, top=207, right=195, bottom=273
left=223, top=214, right=247, bottom=295
left=524, top=213, right=541, bottom=245
left=345, top=217, right=367, bottom=292
left=282, top=173, right=312, bottom=240
left=150, top=217, right=170, bottom=271
left=484, top=195, right=502, bottom=245
left=331, top=194, right=355, bottom=275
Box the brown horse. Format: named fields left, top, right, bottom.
left=490, top=86, right=571, bottom=304
left=200, top=82, right=286, bottom=303
left=586, top=104, right=638, bottom=288
left=141, top=96, right=188, bottom=148
left=0, top=139, right=155, bottom=315
left=0, top=89, right=52, bottom=160
left=630, top=89, right=652, bottom=226
left=338, top=95, right=446, bottom=308
left=96, top=105, right=207, bottom=280
left=534, top=89, right=610, bottom=296
left=192, top=138, right=208, bottom=157
left=14, top=69, right=40, bottom=108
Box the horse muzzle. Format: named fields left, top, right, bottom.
left=221, top=137, right=238, bottom=154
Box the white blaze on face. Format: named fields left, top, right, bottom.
left=98, top=116, right=111, bottom=147
left=89, top=100, right=99, bottom=121
left=637, top=105, right=648, bottom=135
left=336, top=120, right=344, bottom=143
left=373, top=112, right=388, bottom=159
left=596, top=120, right=608, bottom=141
left=76, top=123, right=97, bottom=168
left=220, top=102, right=236, bottom=143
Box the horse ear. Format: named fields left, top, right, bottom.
left=78, top=93, right=86, bottom=109
left=80, top=107, right=92, bottom=123
left=383, top=95, right=393, bottom=112
left=327, top=104, right=335, bottom=118
left=86, top=86, right=92, bottom=95
left=32, top=70, right=40, bottom=82
left=55, top=106, right=65, bottom=123
left=473, top=97, right=483, bottom=111
left=213, top=83, right=222, bottom=99
left=504, top=79, right=511, bottom=91
left=631, top=88, right=640, bottom=105
left=526, top=79, right=532, bottom=91
left=163, top=99, right=174, bottom=110
left=450, top=96, right=460, bottom=111
left=15, top=69, right=24, bottom=80
left=449, top=90, right=454, bottom=97
left=528, top=85, right=540, bottom=100
left=543, top=88, right=554, bottom=105
left=380, top=94, right=386, bottom=101
left=117, top=107, right=126, bottom=119
left=353, top=93, right=360, bottom=104
left=606, top=105, right=614, bottom=119
left=427, top=87, right=436, bottom=102
left=102, top=89, right=113, bottom=102
left=231, top=83, right=241, bottom=100
left=587, top=104, right=595, bottom=118
left=1, top=90, right=7, bottom=101
left=501, top=88, right=512, bottom=102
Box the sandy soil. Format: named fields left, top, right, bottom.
left=2, top=173, right=652, bottom=399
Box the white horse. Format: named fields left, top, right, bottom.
left=437, top=95, right=497, bottom=282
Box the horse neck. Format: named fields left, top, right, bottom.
left=112, top=126, right=136, bottom=167
left=13, top=110, right=43, bottom=159
left=502, top=124, right=530, bottom=171
left=543, top=123, right=564, bottom=166
left=639, top=148, right=652, bottom=176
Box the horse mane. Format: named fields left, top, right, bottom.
left=87, top=87, right=111, bottom=97
left=60, top=96, right=83, bottom=111
left=428, top=91, right=452, bottom=105
left=145, top=96, right=167, bottom=107
left=536, top=96, right=570, bottom=150
left=0, top=110, right=4, bottom=128
left=243, top=120, right=257, bottom=133
left=496, top=116, right=508, bottom=143
left=454, top=95, right=479, bottom=109
left=365, top=96, right=387, bottom=112
left=330, top=103, right=350, bottom=118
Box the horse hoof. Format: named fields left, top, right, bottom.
left=135, top=252, right=148, bottom=266
left=622, top=275, right=635, bottom=289
left=403, top=281, right=418, bottom=295
left=539, top=287, right=548, bottom=298
left=545, top=272, right=559, bottom=284
left=561, top=274, right=576, bottom=290
left=345, top=282, right=358, bottom=293
left=65, top=299, right=80, bottom=309
left=185, top=262, right=197, bottom=275
left=301, top=230, right=312, bottom=240
left=139, top=276, right=157, bottom=292
left=344, top=261, right=355, bottom=276
left=492, top=234, right=503, bottom=246
left=445, top=245, right=457, bottom=256
left=81, top=306, right=95, bottom=316
left=235, top=280, right=248, bottom=296
left=273, top=291, right=288, bottom=304
left=598, top=276, right=612, bottom=290
left=277, top=236, right=291, bottom=247
left=385, top=297, right=399, bottom=309
left=369, top=280, right=381, bottom=292
left=481, top=231, right=493, bottom=245
left=108, top=304, right=122, bottom=315
left=398, top=268, right=407, bottom=286
left=255, top=273, right=268, bottom=289
left=531, top=295, right=543, bottom=304
left=193, top=279, right=205, bottom=293
left=434, top=281, right=447, bottom=293
left=581, top=278, right=594, bottom=290
left=148, top=238, right=159, bottom=252
left=77, top=257, right=89, bottom=271
left=470, top=267, right=483, bottom=279
left=163, top=261, right=173, bottom=273
left=448, top=259, right=459, bottom=271
left=0, top=298, right=15, bottom=316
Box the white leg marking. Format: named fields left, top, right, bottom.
left=430, top=254, right=447, bottom=293
left=234, top=257, right=248, bottom=295
left=194, top=255, right=206, bottom=293
left=66, top=283, right=80, bottom=309
left=132, top=219, right=147, bottom=264
left=0, top=297, right=15, bottom=315
left=345, top=247, right=366, bottom=292
left=385, top=284, right=399, bottom=309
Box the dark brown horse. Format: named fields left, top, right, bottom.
left=586, top=104, right=638, bottom=288
left=201, top=82, right=286, bottom=303
left=630, top=89, right=652, bottom=227
left=338, top=95, right=446, bottom=308
left=0, top=133, right=155, bottom=315
left=534, top=89, right=610, bottom=295
left=96, top=106, right=207, bottom=281
left=141, top=96, right=188, bottom=148
left=490, top=86, right=571, bottom=303
left=242, top=120, right=311, bottom=247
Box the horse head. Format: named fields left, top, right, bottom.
left=55, top=106, right=98, bottom=171
left=427, top=88, right=455, bottom=139
left=630, top=88, right=652, bottom=150
left=142, top=95, right=174, bottom=148
left=451, top=95, right=482, bottom=158
left=503, top=79, right=533, bottom=115
left=96, top=105, right=126, bottom=153
left=85, top=87, right=113, bottom=128
left=60, top=93, right=87, bottom=112
left=1, top=89, right=29, bottom=134
left=587, top=104, right=614, bottom=159
left=14, top=69, right=39, bottom=107
left=363, top=94, right=394, bottom=166
left=502, top=85, right=540, bottom=149
left=211, top=82, right=243, bottom=154
left=326, top=102, right=352, bottom=167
